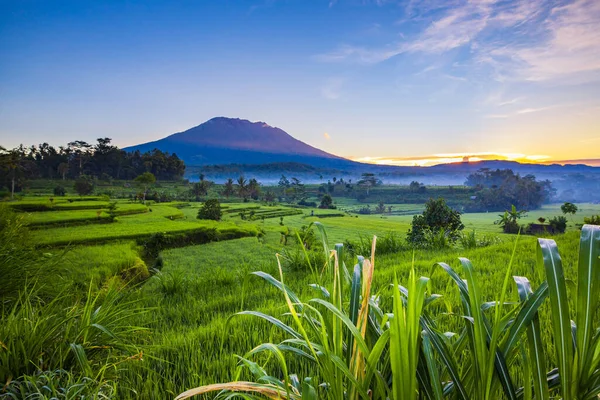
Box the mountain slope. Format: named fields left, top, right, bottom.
left=124, top=117, right=347, bottom=167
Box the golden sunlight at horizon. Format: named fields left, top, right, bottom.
left=348, top=152, right=557, bottom=167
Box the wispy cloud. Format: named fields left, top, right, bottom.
left=316, top=0, right=600, bottom=83
left=323, top=132, right=331, bottom=140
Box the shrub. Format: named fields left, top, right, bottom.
left=549, top=215, right=568, bottom=233
left=73, top=175, right=95, bottom=196
left=53, top=185, right=66, bottom=196
left=298, top=199, right=317, bottom=207
left=495, top=205, right=526, bottom=234
left=407, top=197, right=464, bottom=247
left=584, top=215, right=600, bottom=225
left=197, top=199, right=222, bottom=221
left=319, top=194, right=336, bottom=209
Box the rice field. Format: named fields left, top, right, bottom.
left=2, top=195, right=600, bottom=398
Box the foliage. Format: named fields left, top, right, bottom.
left=560, top=202, right=578, bottom=216
left=0, top=139, right=185, bottom=189
left=357, top=172, right=381, bottom=195
left=407, top=197, right=464, bottom=247
left=177, top=224, right=600, bottom=400
left=460, top=230, right=502, bottom=249
left=465, top=168, right=554, bottom=211
left=549, top=215, right=568, bottom=233
left=197, top=199, right=222, bottom=221
left=584, top=215, right=600, bottom=225
left=495, top=205, right=527, bottom=234
left=73, top=175, right=95, bottom=196
left=223, top=178, right=235, bottom=198
left=319, top=193, right=335, bottom=209
left=560, top=202, right=578, bottom=225
left=53, top=185, right=66, bottom=196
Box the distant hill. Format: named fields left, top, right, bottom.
left=124, top=117, right=352, bottom=168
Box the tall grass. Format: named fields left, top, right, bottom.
left=177, top=223, right=600, bottom=399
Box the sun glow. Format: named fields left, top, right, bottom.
left=349, top=152, right=553, bottom=167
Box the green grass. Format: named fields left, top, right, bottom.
left=59, top=241, right=148, bottom=288
left=31, top=205, right=257, bottom=246
left=4, top=194, right=600, bottom=398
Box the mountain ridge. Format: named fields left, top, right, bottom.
left=124, top=117, right=600, bottom=180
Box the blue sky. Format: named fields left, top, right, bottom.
left=1, top=0, right=599, bottom=165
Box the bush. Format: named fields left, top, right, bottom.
left=584, top=215, right=600, bottom=225
left=319, top=194, right=336, bottom=209
left=549, top=215, right=568, bottom=233
left=53, top=186, right=66, bottom=196
left=73, top=175, right=95, bottom=196
left=197, top=199, right=222, bottom=221
left=407, top=197, right=464, bottom=247
left=298, top=199, right=317, bottom=207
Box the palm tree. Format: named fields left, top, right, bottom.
left=223, top=178, right=235, bottom=198
left=236, top=176, right=247, bottom=199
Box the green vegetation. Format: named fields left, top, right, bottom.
left=177, top=224, right=600, bottom=400
left=2, top=182, right=600, bottom=398
left=465, top=168, right=553, bottom=212
left=197, top=199, right=223, bottom=221
left=407, top=197, right=464, bottom=247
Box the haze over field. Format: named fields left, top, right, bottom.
left=1, top=0, right=600, bottom=166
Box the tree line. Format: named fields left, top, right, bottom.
left=0, top=138, right=185, bottom=195
left=465, top=168, right=554, bottom=211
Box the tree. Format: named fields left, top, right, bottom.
left=409, top=181, right=426, bottom=193
left=319, top=194, right=334, bottom=209
left=264, top=190, right=276, bottom=203
left=73, top=175, right=95, bottom=196
left=357, top=173, right=380, bottom=196
left=197, top=199, right=222, bottom=221
left=223, top=178, right=235, bottom=198
left=407, top=198, right=464, bottom=247
left=495, top=205, right=527, bottom=234
left=68, top=140, right=92, bottom=176
left=561, top=202, right=578, bottom=222
left=57, top=162, right=69, bottom=180
left=465, top=168, right=554, bottom=211
left=278, top=175, right=290, bottom=188
left=53, top=185, right=66, bottom=196
left=191, top=180, right=212, bottom=199
left=135, top=172, right=156, bottom=202
left=247, top=178, right=261, bottom=200
left=0, top=147, right=26, bottom=199
left=236, top=176, right=248, bottom=199
left=376, top=201, right=386, bottom=214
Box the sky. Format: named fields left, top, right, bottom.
left=1, top=0, right=599, bottom=166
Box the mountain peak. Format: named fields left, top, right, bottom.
left=124, top=117, right=344, bottom=166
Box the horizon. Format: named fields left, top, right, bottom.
left=1, top=1, right=599, bottom=165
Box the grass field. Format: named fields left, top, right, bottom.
left=2, top=193, right=600, bottom=398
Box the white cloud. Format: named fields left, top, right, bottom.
left=317, top=0, right=600, bottom=83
